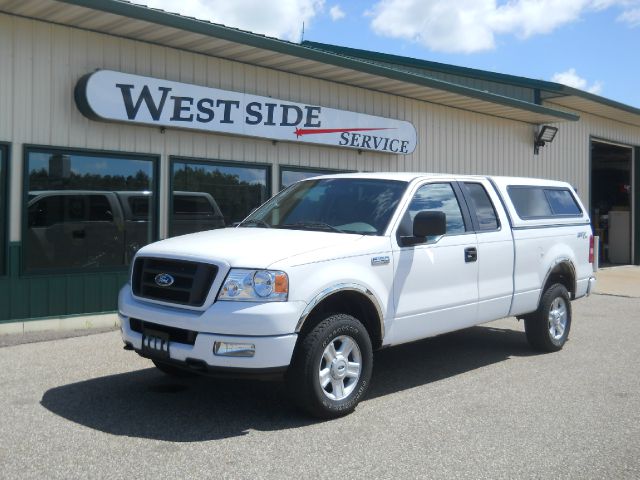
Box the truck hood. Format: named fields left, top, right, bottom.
left=136, top=227, right=365, bottom=268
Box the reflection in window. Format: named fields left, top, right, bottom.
left=508, top=187, right=552, bottom=218
left=25, top=149, right=156, bottom=271
left=0, top=145, right=6, bottom=274
left=244, top=178, right=407, bottom=235
left=171, top=159, right=269, bottom=236
left=545, top=189, right=582, bottom=215
left=399, top=183, right=466, bottom=238
left=280, top=167, right=344, bottom=190
left=464, top=182, right=499, bottom=231
left=508, top=186, right=582, bottom=218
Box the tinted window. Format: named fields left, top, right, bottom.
left=280, top=167, right=346, bottom=190
left=174, top=195, right=215, bottom=215
left=25, top=149, right=156, bottom=271
left=0, top=145, right=6, bottom=274
left=508, top=186, right=582, bottom=218
left=508, top=187, right=553, bottom=218
left=170, top=159, right=269, bottom=237
left=545, top=189, right=582, bottom=215
left=464, top=182, right=499, bottom=230
left=243, top=178, right=407, bottom=235
left=399, top=183, right=466, bottom=238
left=128, top=196, right=149, bottom=219
left=28, top=195, right=64, bottom=228
left=89, top=195, right=114, bottom=221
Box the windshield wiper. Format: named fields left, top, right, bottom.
left=280, top=221, right=344, bottom=233
left=238, top=219, right=271, bottom=228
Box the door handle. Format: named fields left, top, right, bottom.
left=72, top=229, right=86, bottom=239
left=464, top=247, right=477, bottom=263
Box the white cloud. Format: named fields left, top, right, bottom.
left=133, top=0, right=325, bottom=41
left=618, top=7, right=640, bottom=25
left=329, top=5, right=346, bottom=20
left=552, top=68, right=603, bottom=94
left=369, top=0, right=640, bottom=53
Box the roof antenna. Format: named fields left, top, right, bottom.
left=300, top=21, right=305, bottom=43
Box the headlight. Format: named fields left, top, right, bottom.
left=218, top=269, right=288, bottom=302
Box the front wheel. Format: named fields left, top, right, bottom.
left=287, top=313, right=373, bottom=419
left=525, top=283, right=572, bottom=352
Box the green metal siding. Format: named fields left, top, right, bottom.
left=0, top=242, right=128, bottom=323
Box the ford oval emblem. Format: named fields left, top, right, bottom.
left=154, top=273, right=175, bottom=287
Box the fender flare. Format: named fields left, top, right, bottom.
left=295, top=283, right=385, bottom=341
left=538, top=258, right=577, bottom=303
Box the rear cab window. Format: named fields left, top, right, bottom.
left=507, top=186, right=583, bottom=219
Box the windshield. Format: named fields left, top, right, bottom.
left=240, top=178, right=408, bottom=235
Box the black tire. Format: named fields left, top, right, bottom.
left=152, top=359, right=196, bottom=377
left=287, top=313, right=373, bottom=419
left=525, top=283, right=572, bottom=352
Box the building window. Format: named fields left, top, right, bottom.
left=280, top=166, right=349, bottom=190
left=0, top=144, right=7, bottom=274
left=170, top=158, right=270, bottom=236
left=24, top=147, right=157, bottom=272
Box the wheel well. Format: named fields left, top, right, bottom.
left=299, top=290, right=383, bottom=350
left=544, top=262, right=576, bottom=298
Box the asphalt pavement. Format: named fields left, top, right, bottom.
left=1, top=293, right=638, bottom=479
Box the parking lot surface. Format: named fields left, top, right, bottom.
left=1, top=293, right=639, bottom=479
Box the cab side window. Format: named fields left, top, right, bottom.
left=463, top=182, right=499, bottom=231
left=398, top=183, right=466, bottom=238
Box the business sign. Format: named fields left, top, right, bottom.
left=75, top=70, right=416, bottom=154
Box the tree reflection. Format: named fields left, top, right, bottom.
left=173, top=165, right=266, bottom=225
left=28, top=168, right=152, bottom=191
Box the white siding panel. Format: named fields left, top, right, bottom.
left=0, top=15, right=14, bottom=141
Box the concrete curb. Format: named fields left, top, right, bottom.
left=0, top=313, right=119, bottom=336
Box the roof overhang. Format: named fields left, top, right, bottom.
left=546, top=95, right=640, bottom=128
left=0, top=0, right=579, bottom=125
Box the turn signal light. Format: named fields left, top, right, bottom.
left=589, top=235, right=594, bottom=264
left=274, top=273, right=288, bottom=294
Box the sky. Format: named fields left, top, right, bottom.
left=134, top=0, right=640, bottom=108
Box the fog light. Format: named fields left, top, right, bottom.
left=213, top=341, right=256, bottom=357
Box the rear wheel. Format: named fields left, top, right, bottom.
left=525, top=283, right=572, bottom=352
left=287, top=313, right=373, bottom=419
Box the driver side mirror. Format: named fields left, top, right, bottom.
left=401, top=210, right=446, bottom=246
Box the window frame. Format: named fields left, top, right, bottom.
left=22, top=145, right=160, bottom=275
left=507, top=185, right=583, bottom=220
left=169, top=156, right=272, bottom=235
left=279, top=165, right=355, bottom=190
left=395, top=180, right=473, bottom=247
left=0, top=142, right=9, bottom=276
left=460, top=181, right=502, bottom=233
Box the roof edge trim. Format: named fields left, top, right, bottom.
left=304, top=41, right=640, bottom=120
left=302, top=41, right=562, bottom=92
left=56, top=0, right=578, bottom=122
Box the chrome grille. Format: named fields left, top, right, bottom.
left=132, top=257, right=217, bottom=307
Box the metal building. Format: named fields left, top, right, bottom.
left=0, top=0, right=638, bottom=325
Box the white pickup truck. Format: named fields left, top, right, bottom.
left=118, top=173, right=596, bottom=418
